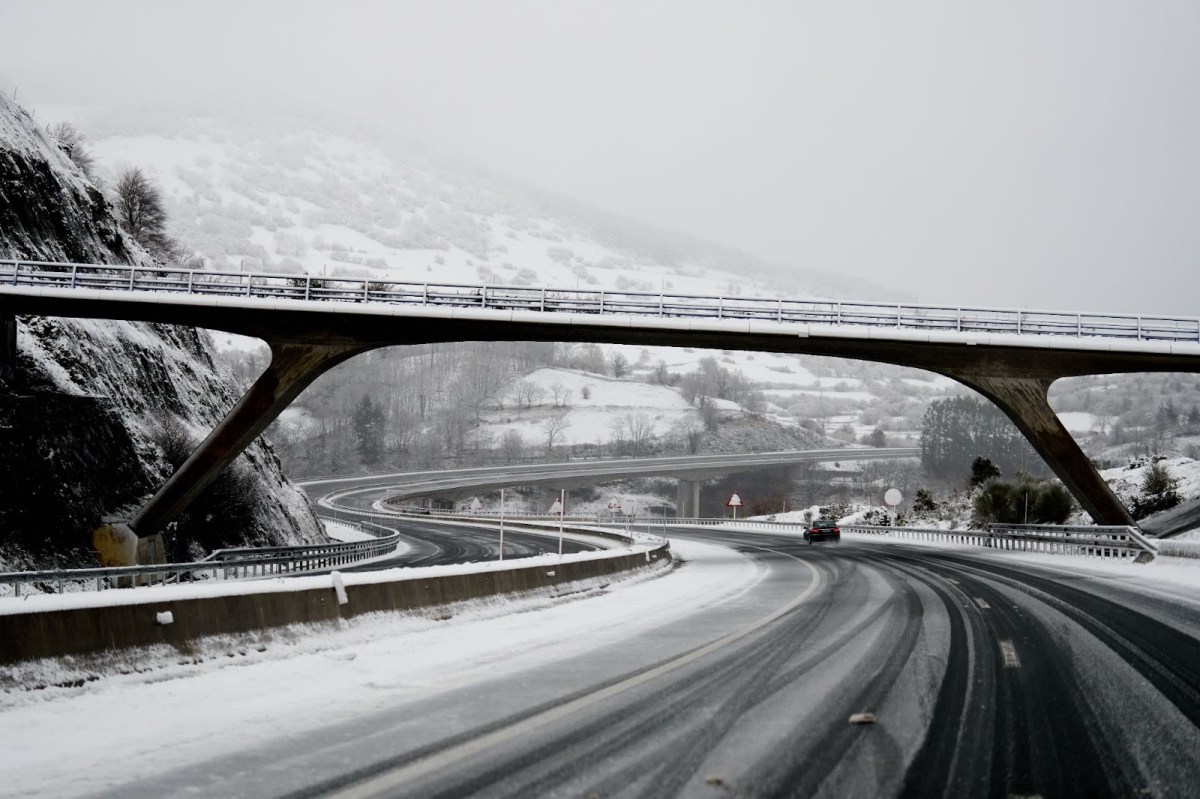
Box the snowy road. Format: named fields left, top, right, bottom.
left=3, top=531, right=1200, bottom=797
left=317, top=491, right=599, bottom=566
left=342, top=517, right=598, bottom=570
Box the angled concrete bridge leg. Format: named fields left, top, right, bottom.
left=1, top=312, right=15, bottom=384
left=120, top=341, right=368, bottom=548
left=943, top=372, right=1135, bottom=527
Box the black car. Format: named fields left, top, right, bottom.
left=804, top=518, right=840, bottom=544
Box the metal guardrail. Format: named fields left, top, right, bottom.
left=843, top=522, right=1156, bottom=561
left=3, top=259, right=1199, bottom=344
left=392, top=509, right=645, bottom=548
left=394, top=508, right=605, bottom=523
left=0, top=518, right=402, bottom=598
left=629, top=517, right=1158, bottom=561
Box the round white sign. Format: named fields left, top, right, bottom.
left=884, top=488, right=903, bottom=507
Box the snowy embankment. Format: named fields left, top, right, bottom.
left=322, top=519, right=376, bottom=542
left=0, top=538, right=759, bottom=798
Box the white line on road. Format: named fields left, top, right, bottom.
left=330, top=548, right=824, bottom=799
left=974, top=597, right=991, bottom=609
left=1000, top=640, right=1021, bottom=668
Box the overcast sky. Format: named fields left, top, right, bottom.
left=1, top=0, right=1198, bottom=315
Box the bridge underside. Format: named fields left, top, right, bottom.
left=7, top=293, right=1200, bottom=554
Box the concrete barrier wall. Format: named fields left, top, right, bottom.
left=0, top=543, right=670, bottom=665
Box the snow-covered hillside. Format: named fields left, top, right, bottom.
left=484, top=367, right=698, bottom=449
left=76, top=110, right=907, bottom=304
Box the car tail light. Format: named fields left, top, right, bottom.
left=833, top=527, right=840, bottom=533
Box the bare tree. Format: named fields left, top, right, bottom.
left=543, top=416, right=570, bottom=453
left=609, top=351, right=630, bottom=378
left=549, top=381, right=569, bottom=407
left=47, top=121, right=97, bottom=180
left=511, top=380, right=547, bottom=410
left=499, top=429, right=525, bottom=463
left=113, top=167, right=170, bottom=255
left=610, top=412, right=655, bottom=455
left=651, top=360, right=671, bottom=385
left=669, top=418, right=704, bottom=454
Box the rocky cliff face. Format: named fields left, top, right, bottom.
left=0, top=94, right=323, bottom=569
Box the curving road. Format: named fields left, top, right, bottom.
left=307, top=530, right=1200, bottom=798
left=313, top=487, right=597, bottom=569
left=96, top=527, right=1200, bottom=798
left=352, top=517, right=596, bottom=571
left=298, top=448, right=918, bottom=506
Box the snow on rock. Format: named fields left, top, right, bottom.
left=0, top=94, right=323, bottom=569
left=1099, top=457, right=1200, bottom=507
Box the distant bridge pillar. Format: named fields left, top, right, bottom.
left=944, top=372, right=1135, bottom=527
left=117, top=341, right=369, bottom=552
left=1, top=311, right=15, bottom=384
left=676, top=479, right=701, bottom=519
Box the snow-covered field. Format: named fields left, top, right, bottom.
left=0, top=538, right=759, bottom=798
left=481, top=366, right=703, bottom=448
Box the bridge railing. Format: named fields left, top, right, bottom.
left=0, top=517, right=401, bottom=598
left=4, top=259, right=1199, bottom=345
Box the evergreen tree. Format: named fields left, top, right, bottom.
left=1132, top=461, right=1180, bottom=518
left=920, top=396, right=1040, bottom=479
left=970, top=456, right=1001, bottom=486
left=352, top=394, right=386, bottom=465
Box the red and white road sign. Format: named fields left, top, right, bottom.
left=727, top=492, right=743, bottom=508
left=607, top=498, right=622, bottom=512
left=548, top=497, right=564, bottom=515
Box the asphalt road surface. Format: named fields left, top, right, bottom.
left=347, top=517, right=597, bottom=571
left=313, top=490, right=597, bottom=568
left=104, top=529, right=1200, bottom=798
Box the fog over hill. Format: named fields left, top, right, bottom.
left=46, top=106, right=945, bottom=476
left=71, top=107, right=912, bottom=306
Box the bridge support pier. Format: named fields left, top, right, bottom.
left=1, top=311, right=15, bottom=384
left=114, top=340, right=368, bottom=555
left=943, top=372, right=1135, bottom=527
left=676, top=479, right=701, bottom=519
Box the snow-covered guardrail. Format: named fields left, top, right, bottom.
left=628, top=517, right=1159, bottom=561
left=3, top=259, right=1199, bottom=344
left=395, top=507, right=605, bottom=523
left=843, top=522, right=1156, bottom=561
left=0, top=518, right=401, bottom=598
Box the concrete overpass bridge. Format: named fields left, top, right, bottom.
left=3, top=260, right=1199, bottom=557
left=300, top=447, right=920, bottom=518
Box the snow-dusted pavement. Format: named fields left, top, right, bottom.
left=0, top=538, right=758, bottom=797
left=3, top=532, right=1200, bottom=797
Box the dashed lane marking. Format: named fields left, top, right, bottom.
left=974, top=597, right=991, bottom=609
left=1000, top=640, right=1021, bottom=668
